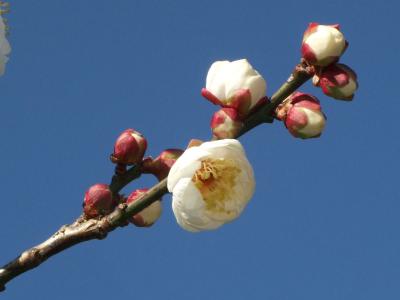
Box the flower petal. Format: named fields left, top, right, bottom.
left=172, top=178, right=222, bottom=232
left=206, top=61, right=230, bottom=100
left=167, top=146, right=209, bottom=192
left=200, top=139, right=245, bottom=159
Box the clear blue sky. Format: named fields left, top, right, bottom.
left=1, top=0, right=399, bottom=299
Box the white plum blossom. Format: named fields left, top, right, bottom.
left=0, top=14, right=10, bottom=75
left=167, top=139, right=255, bottom=232
left=201, top=59, right=267, bottom=116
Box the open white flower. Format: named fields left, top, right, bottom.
left=202, top=59, right=267, bottom=116
left=167, top=139, right=255, bottom=232
left=0, top=14, right=10, bottom=75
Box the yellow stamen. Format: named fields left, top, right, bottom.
left=192, top=158, right=241, bottom=214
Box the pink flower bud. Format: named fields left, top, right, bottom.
left=126, top=189, right=162, bottom=227
left=142, top=149, right=184, bottom=181
left=301, top=23, right=347, bottom=67
left=83, top=184, right=115, bottom=218
left=111, top=129, right=147, bottom=165
left=314, top=63, right=358, bottom=100
left=210, top=108, right=243, bottom=139
left=277, top=92, right=326, bottom=139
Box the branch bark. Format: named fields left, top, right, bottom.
left=0, top=62, right=312, bottom=292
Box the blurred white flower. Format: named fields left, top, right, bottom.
left=167, top=139, right=255, bottom=232
left=202, top=59, right=267, bottom=116
left=0, top=14, right=10, bottom=76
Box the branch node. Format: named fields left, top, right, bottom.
left=19, top=248, right=41, bottom=268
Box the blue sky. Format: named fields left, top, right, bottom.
left=1, top=0, right=399, bottom=299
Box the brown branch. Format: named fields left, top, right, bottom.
left=0, top=179, right=168, bottom=291
left=0, top=62, right=312, bottom=292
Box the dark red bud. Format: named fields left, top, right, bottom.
left=111, top=129, right=147, bottom=165
left=83, top=184, right=116, bottom=218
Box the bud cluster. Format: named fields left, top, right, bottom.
left=270, top=22, right=359, bottom=139
left=81, top=127, right=183, bottom=228
left=82, top=184, right=163, bottom=228
left=301, top=22, right=358, bottom=101
left=201, top=59, right=268, bottom=139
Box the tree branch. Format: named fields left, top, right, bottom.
left=0, top=62, right=312, bottom=292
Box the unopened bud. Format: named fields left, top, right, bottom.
left=126, top=189, right=162, bottom=227
left=202, top=59, right=267, bottom=117
left=301, top=23, right=347, bottom=67
left=277, top=92, right=326, bottom=139
left=211, top=108, right=243, bottom=139
left=83, top=184, right=115, bottom=218
left=142, top=149, right=184, bottom=181
left=314, top=63, right=358, bottom=100
left=111, top=129, right=147, bottom=165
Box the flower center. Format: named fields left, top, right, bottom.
left=192, top=158, right=241, bottom=213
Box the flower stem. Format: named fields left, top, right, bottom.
left=238, top=63, right=312, bottom=137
